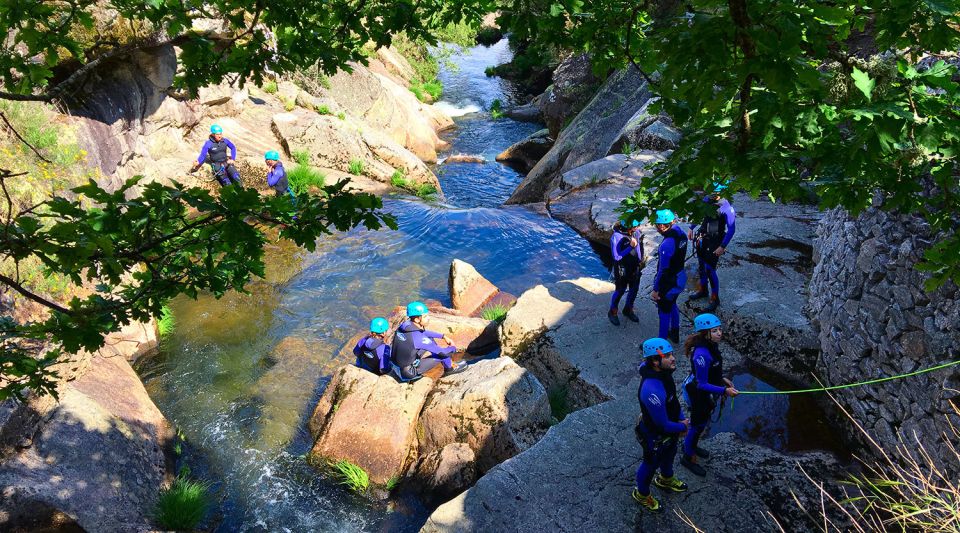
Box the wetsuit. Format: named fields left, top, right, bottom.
left=353, top=335, right=392, bottom=375
left=267, top=162, right=296, bottom=204
left=690, top=198, right=736, bottom=297
left=197, top=135, right=241, bottom=186
left=682, top=339, right=726, bottom=458
left=390, top=320, right=455, bottom=381
left=609, top=225, right=643, bottom=314
left=653, top=225, right=688, bottom=339
left=635, top=362, right=686, bottom=495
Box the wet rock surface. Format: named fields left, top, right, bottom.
left=495, top=129, right=554, bottom=174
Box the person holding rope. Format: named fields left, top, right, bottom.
left=190, top=124, right=242, bottom=186
left=633, top=337, right=690, bottom=512
left=651, top=209, right=688, bottom=343
left=608, top=214, right=643, bottom=326
left=679, top=313, right=739, bottom=477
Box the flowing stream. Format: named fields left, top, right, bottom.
left=137, top=39, right=840, bottom=532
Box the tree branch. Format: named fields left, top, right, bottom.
left=0, top=113, right=53, bottom=163
left=0, top=274, right=71, bottom=315
left=728, top=0, right=757, bottom=153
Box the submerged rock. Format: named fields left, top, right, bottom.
left=495, top=129, right=554, bottom=174
left=308, top=365, right=435, bottom=485
left=443, top=154, right=486, bottom=164
left=504, top=102, right=543, bottom=123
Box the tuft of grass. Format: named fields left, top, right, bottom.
left=386, top=476, right=400, bottom=492
left=548, top=385, right=571, bottom=423
left=336, top=112, right=346, bottom=120
left=319, top=75, right=332, bottom=90
left=287, top=165, right=326, bottom=194
left=621, top=142, right=636, bottom=156
left=408, top=84, right=424, bottom=102
left=315, top=104, right=331, bottom=115
left=415, top=183, right=437, bottom=199
left=484, top=66, right=496, bottom=77
left=152, top=475, right=211, bottom=531
left=331, top=459, right=369, bottom=493
left=390, top=170, right=407, bottom=188
left=490, top=99, right=504, bottom=119
left=348, top=159, right=365, bottom=176
left=262, top=80, right=278, bottom=94
left=292, top=149, right=311, bottom=166
left=157, top=305, right=175, bottom=337
left=480, top=303, right=509, bottom=323
left=283, top=98, right=296, bottom=112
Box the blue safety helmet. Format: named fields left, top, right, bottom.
left=693, top=313, right=722, bottom=332
left=619, top=209, right=641, bottom=228
left=406, top=301, right=429, bottom=317
left=265, top=150, right=280, bottom=161
left=712, top=181, right=729, bottom=193
left=641, top=338, right=674, bottom=359
left=654, top=209, right=676, bottom=225
left=370, top=317, right=389, bottom=334
left=210, top=124, right=223, bottom=134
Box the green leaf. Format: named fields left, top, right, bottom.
left=549, top=3, right=564, bottom=16
left=851, top=67, right=876, bottom=102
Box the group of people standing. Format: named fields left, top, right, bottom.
left=188, top=124, right=296, bottom=201
left=606, top=187, right=742, bottom=512
left=352, top=301, right=468, bottom=382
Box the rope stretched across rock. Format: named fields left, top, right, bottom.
left=735, top=359, right=960, bottom=396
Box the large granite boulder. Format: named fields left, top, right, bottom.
left=308, top=365, right=435, bottom=485
left=507, top=66, right=653, bottom=204
left=536, top=53, right=601, bottom=138
left=272, top=112, right=441, bottom=192
left=449, top=259, right=500, bottom=317
left=418, top=358, right=550, bottom=473
left=412, top=443, right=477, bottom=503
left=326, top=63, right=452, bottom=162
left=495, top=129, right=554, bottom=174
left=610, top=97, right=682, bottom=153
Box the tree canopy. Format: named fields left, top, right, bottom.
left=500, top=0, right=960, bottom=287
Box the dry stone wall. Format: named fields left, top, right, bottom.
left=809, top=199, right=960, bottom=476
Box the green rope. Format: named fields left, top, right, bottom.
left=736, top=359, right=960, bottom=396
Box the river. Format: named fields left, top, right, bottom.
left=136, top=38, right=839, bottom=532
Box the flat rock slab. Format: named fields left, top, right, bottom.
left=309, top=365, right=435, bottom=485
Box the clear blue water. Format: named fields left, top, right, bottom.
left=136, top=38, right=840, bottom=532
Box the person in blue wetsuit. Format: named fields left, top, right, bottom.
left=679, top=313, right=739, bottom=477
left=390, top=301, right=468, bottom=382
left=608, top=216, right=643, bottom=326
left=354, top=317, right=393, bottom=375
left=264, top=150, right=296, bottom=202
left=190, top=124, right=242, bottom=186
left=689, top=184, right=736, bottom=312
left=651, top=209, right=688, bottom=343
left=633, top=337, right=690, bottom=512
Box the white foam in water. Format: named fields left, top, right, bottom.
left=433, top=100, right=482, bottom=117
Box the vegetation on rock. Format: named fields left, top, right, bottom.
left=331, top=459, right=370, bottom=493
left=152, top=474, right=211, bottom=531
left=480, top=303, right=509, bottom=323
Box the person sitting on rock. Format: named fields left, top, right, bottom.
left=353, top=317, right=392, bottom=376
left=651, top=209, right=688, bottom=343
left=390, top=301, right=468, bottom=382
left=190, top=124, right=242, bottom=186
left=679, top=313, right=739, bottom=477
left=633, top=337, right=690, bottom=512
left=608, top=215, right=643, bottom=326
left=688, top=184, right=736, bottom=312
left=264, top=150, right=295, bottom=202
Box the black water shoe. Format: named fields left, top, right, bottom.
left=623, top=309, right=640, bottom=323
left=705, top=297, right=720, bottom=312
left=608, top=312, right=621, bottom=326
left=443, top=361, right=468, bottom=377
left=680, top=455, right=707, bottom=477
left=695, top=446, right=711, bottom=459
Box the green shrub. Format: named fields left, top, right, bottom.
left=390, top=170, right=408, bottom=188
left=319, top=75, right=332, bottom=90
left=621, top=142, right=635, bottom=156
left=415, top=183, right=437, bottom=199
left=433, top=21, right=479, bottom=48
left=262, top=80, right=278, bottom=94
left=348, top=159, right=365, bottom=176
left=283, top=98, right=296, bottom=112
left=422, top=80, right=443, bottom=101
left=484, top=66, right=496, bottom=77
left=408, top=84, right=425, bottom=102
left=157, top=305, right=175, bottom=336
left=386, top=476, right=400, bottom=492
left=336, top=112, right=346, bottom=120
left=490, top=99, right=504, bottom=119
left=331, top=460, right=369, bottom=493
left=480, top=303, right=509, bottom=323
left=287, top=165, right=326, bottom=194
left=315, top=104, right=331, bottom=115
left=476, top=26, right=503, bottom=47
left=152, top=476, right=210, bottom=531
left=292, top=149, right=311, bottom=166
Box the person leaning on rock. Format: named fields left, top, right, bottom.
left=688, top=183, right=736, bottom=312
left=633, top=337, right=690, bottom=513
left=390, top=301, right=468, bottom=382
left=189, top=124, right=242, bottom=187
left=651, top=209, right=688, bottom=343
left=608, top=214, right=643, bottom=326
left=353, top=317, right=393, bottom=376
left=679, top=313, right=739, bottom=477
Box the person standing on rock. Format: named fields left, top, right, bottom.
left=633, top=337, right=690, bottom=512
left=264, top=150, right=295, bottom=202
left=391, top=301, right=468, bottom=381
left=652, top=209, right=688, bottom=343
left=608, top=216, right=643, bottom=326
left=190, top=124, right=242, bottom=186
left=688, top=185, right=736, bottom=312
left=679, top=313, right=739, bottom=477
left=354, top=317, right=393, bottom=376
